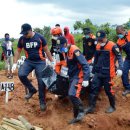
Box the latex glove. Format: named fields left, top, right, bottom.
left=82, top=81, right=89, bottom=87
left=91, top=58, right=94, bottom=64
left=12, top=63, right=17, bottom=72
left=116, top=69, right=123, bottom=77
left=50, top=61, right=55, bottom=69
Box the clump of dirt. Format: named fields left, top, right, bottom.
left=0, top=70, right=130, bottom=130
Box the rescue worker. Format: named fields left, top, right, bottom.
left=82, top=27, right=96, bottom=64
left=50, top=27, right=67, bottom=74
left=50, top=27, right=62, bottom=55
left=64, top=26, right=75, bottom=45
left=116, top=25, right=130, bottom=96
left=12, top=23, right=54, bottom=111
left=85, top=30, right=123, bottom=114
left=56, top=36, right=90, bottom=124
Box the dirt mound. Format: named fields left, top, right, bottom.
left=0, top=71, right=130, bottom=130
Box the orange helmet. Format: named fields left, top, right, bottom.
left=51, top=27, right=62, bottom=35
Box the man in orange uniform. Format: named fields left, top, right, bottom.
left=85, top=30, right=123, bottom=114
left=56, top=36, right=90, bottom=124
left=64, top=26, right=75, bottom=45
left=116, top=25, right=130, bottom=96
left=50, top=27, right=67, bottom=74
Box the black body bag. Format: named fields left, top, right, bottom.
left=42, top=65, right=69, bottom=96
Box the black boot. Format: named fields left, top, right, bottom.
left=76, top=104, right=85, bottom=121
left=68, top=107, right=78, bottom=124
left=85, top=94, right=96, bottom=114
left=69, top=97, right=85, bottom=124
left=40, top=103, right=47, bottom=111
left=105, top=95, right=116, bottom=113
left=25, top=89, right=37, bottom=100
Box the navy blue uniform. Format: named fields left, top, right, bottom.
left=117, top=31, right=130, bottom=90
left=67, top=45, right=90, bottom=118
left=18, top=32, right=47, bottom=62
left=18, top=32, right=47, bottom=104
left=89, top=41, right=123, bottom=110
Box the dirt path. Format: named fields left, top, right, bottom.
left=0, top=71, right=130, bottom=130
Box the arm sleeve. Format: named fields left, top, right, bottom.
left=74, top=50, right=90, bottom=80
left=17, top=37, right=23, bottom=51
left=112, top=45, right=123, bottom=70
left=92, top=51, right=98, bottom=74
left=82, top=38, right=86, bottom=56
left=40, top=36, right=47, bottom=47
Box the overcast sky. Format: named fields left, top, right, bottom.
left=0, top=0, right=130, bottom=38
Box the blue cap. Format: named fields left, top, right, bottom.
left=20, top=23, right=32, bottom=35
left=96, top=30, right=106, bottom=40
left=83, top=27, right=91, bottom=35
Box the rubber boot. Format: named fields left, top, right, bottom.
left=25, top=88, right=37, bottom=100
left=68, top=107, right=78, bottom=124
left=68, top=96, right=85, bottom=124
left=85, top=94, right=96, bottom=114
left=76, top=104, right=85, bottom=121
left=39, top=99, right=47, bottom=111
left=40, top=103, right=47, bottom=111
left=105, top=95, right=116, bottom=113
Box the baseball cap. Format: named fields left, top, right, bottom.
left=55, top=24, right=60, bottom=27
left=20, top=23, right=32, bottom=35
left=96, top=30, right=106, bottom=40
left=83, top=27, right=91, bottom=35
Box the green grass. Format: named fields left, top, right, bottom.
left=0, top=61, right=5, bottom=70
left=0, top=40, right=25, bottom=70
left=0, top=38, right=126, bottom=70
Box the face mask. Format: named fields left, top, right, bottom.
left=64, top=30, right=67, bottom=35
left=60, top=47, right=68, bottom=53
left=5, top=37, right=9, bottom=41
left=85, top=35, right=90, bottom=39
left=52, top=36, right=58, bottom=40
left=100, top=43, right=106, bottom=47
left=118, top=34, right=124, bottom=39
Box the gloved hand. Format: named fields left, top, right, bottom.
left=82, top=81, right=89, bottom=87
left=12, top=63, right=17, bottom=72
left=91, top=58, right=94, bottom=64
left=50, top=61, right=55, bottom=69
left=116, top=69, right=123, bottom=77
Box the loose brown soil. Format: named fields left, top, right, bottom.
left=0, top=70, right=130, bottom=130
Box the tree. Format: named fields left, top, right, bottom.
left=73, top=21, right=82, bottom=30
left=123, top=18, right=130, bottom=30
left=34, top=26, right=51, bottom=45
left=73, top=19, right=98, bottom=51
left=73, top=19, right=98, bottom=34
left=10, top=38, right=15, bottom=42
left=98, top=23, right=117, bottom=42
